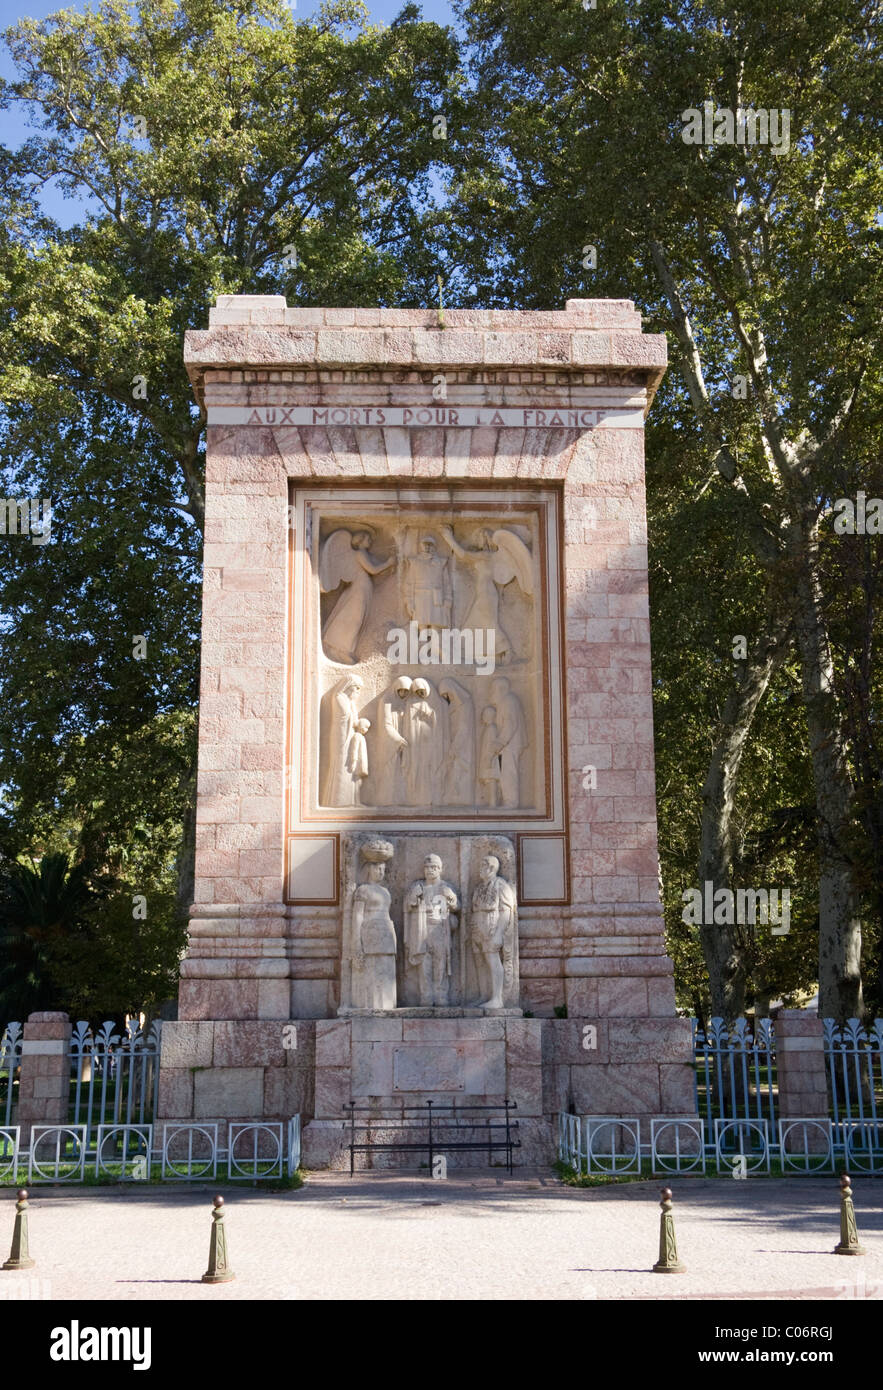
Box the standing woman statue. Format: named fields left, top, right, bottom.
left=346, top=839, right=398, bottom=1011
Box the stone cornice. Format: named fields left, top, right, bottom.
left=184, top=297, right=667, bottom=415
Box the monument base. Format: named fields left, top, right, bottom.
left=157, top=1012, right=695, bottom=1169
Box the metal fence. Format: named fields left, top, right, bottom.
left=0, top=1015, right=305, bottom=1185
left=824, top=1018, right=883, bottom=1173
left=557, top=1112, right=883, bottom=1176
left=693, top=1016, right=777, bottom=1131
left=557, top=1013, right=883, bottom=1175
left=1, top=1119, right=304, bottom=1184
left=1, top=1022, right=22, bottom=1127
left=68, top=1019, right=162, bottom=1141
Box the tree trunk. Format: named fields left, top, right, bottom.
left=789, top=522, right=864, bottom=1022
left=697, top=610, right=793, bottom=1023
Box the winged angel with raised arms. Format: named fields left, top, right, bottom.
left=318, top=528, right=395, bottom=664
left=440, top=526, right=534, bottom=663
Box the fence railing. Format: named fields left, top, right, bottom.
left=823, top=1018, right=883, bottom=1171
left=693, top=1016, right=777, bottom=1132
left=558, top=1012, right=883, bottom=1175
left=557, top=1113, right=883, bottom=1176
left=1, top=1119, right=303, bottom=1183
left=68, top=1019, right=161, bottom=1140
left=1, top=1022, right=22, bottom=1127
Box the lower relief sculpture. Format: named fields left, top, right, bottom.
left=342, top=838, right=398, bottom=1011
left=339, top=835, right=520, bottom=1014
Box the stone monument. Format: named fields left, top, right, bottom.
left=157, top=296, right=696, bottom=1166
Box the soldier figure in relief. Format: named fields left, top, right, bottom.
left=404, top=853, right=459, bottom=1007
left=404, top=535, right=452, bottom=630
left=469, top=854, right=518, bottom=1010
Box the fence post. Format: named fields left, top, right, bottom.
left=16, top=1012, right=72, bottom=1143
left=775, top=1010, right=828, bottom=1119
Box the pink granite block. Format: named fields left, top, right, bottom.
left=536, top=332, right=571, bottom=364
left=383, top=426, right=412, bottom=475
left=483, top=332, right=537, bottom=365
left=658, top=1065, right=697, bottom=1112
left=570, top=332, right=612, bottom=365
left=316, top=1019, right=352, bottom=1068
left=212, top=1021, right=289, bottom=1068
left=23, top=1011, right=70, bottom=1041
left=507, top=1065, right=543, bottom=1116
left=413, top=331, right=484, bottom=365
left=325, top=426, right=364, bottom=475
left=283, top=307, right=325, bottom=327
left=410, top=426, right=446, bottom=477
left=240, top=744, right=280, bottom=770
left=610, top=333, right=667, bottom=368
left=238, top=849, right=282, bottom=877
left=613, top=796, right=658, bottom=822
left=493, top=428, right=524, bottom=477
left=615, top=848, right=659, bottom=876
left=646, top=979, right=678, bottom=1016
left=597, top=977, right=649, bottom=1017
left=157, top=1069, right=194, bottom=1118
left=504, top=1018, right=543, bottom=1066
left=314, top=1067, right=352, bottom=1118
left=264, top=1066, right=314, bottom=1118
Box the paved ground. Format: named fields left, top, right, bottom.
left=1, top=1173, right=881, bottom=1301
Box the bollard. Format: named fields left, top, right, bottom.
left=202, top=1195, right=235, bottom=1284
left=652, top=1187, right=686, bottom=1273
left=3, top=1189, right=36, bottom=1271
left=834, top=1174, right=866, bottom=1256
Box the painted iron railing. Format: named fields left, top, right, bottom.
left=693, top=1016, right=777, bottom=1138
left=2, top=1118, right=303, bottom=1183
left=69, top=1019, right=162, bottom=1144
left=823, top=1018, right=883, bottom=1172
left=0, top=1021, right=22, bottom=1127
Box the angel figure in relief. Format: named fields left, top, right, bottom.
left=319, top=528, right=395, bottom=664
left=439, top=526, right=534, bottom=663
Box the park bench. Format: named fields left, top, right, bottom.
left=343, top=1099, right=520, bottom=1176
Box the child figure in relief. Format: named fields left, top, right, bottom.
left=348, top=717, right=371, bottom=806
left=477, top=705, right=501, bottom=807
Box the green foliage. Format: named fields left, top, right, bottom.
left=1, top=0, right=880, bottom=1017
left=0, top=849, right=184, bottom=1020
left=0, top=0, right=460, bottom=1016
left=452, top=0, right=883, bottom=1012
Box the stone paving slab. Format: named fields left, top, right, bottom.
left=1, top=1174, right=881, bottom=1301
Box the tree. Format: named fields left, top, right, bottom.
left=0, top=852, right=104, bottom=1016
left=451, top=0, right=883, bottom=1018
left=0, top=0, right=461, bottom=1009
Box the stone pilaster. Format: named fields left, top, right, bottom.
left=776, top=1010, right=829, bottom=1118
left=16, top=1011, right=71, bottom=1142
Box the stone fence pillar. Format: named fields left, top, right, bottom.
left=16, top=1012, right=72, bottom=1141
left=775, top=1010, right=829, bottom=1119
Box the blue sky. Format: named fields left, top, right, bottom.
left=0, top=0, right=460, bottom=224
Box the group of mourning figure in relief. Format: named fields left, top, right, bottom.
left=318, top=522, right=534, bottom=810
left=346, top=839, right=518, bottom=1011
left=322, top=670, right=526, bottom=810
